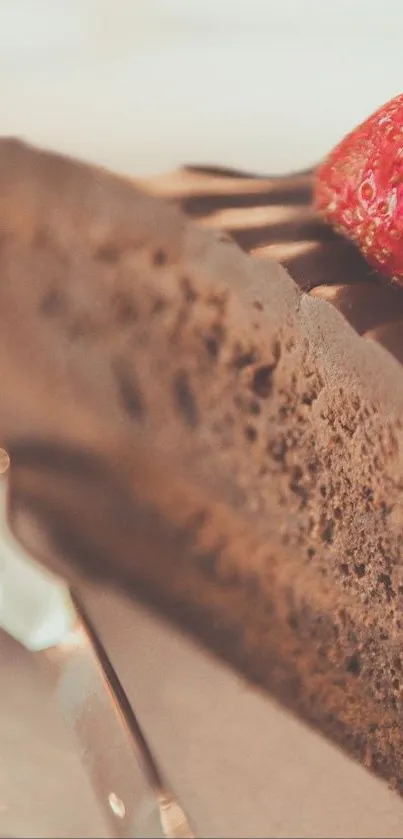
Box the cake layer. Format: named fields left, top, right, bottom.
left=2, top=140, right=403, bottom=793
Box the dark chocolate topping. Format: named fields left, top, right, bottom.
left=155, top=166, right=403, bottom=366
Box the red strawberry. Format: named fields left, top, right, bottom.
left=315, top=92, right=403, bottom=285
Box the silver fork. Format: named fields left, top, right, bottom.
left=0, top=449, right=195, bottom=839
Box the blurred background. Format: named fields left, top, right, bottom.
left=2, top=0, right=403, bottom=176
left=2, top=3, right=403, bottom=837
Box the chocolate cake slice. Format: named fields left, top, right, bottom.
left=3, top=140, right=403, bottom=795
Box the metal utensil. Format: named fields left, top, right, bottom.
left=0, top=450, right=195, bottom=839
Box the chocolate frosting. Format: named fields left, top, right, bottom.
left=145, top=165, right=403, bottom=365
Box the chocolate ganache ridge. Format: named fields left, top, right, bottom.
left=143, top=165, right=403, bottom=364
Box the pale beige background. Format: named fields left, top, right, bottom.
left=2, top=2, right=403, bottom=836
left=2, top=0, right=403, bottom=176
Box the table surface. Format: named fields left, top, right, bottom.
left=2, top=2, right=403, bottom=835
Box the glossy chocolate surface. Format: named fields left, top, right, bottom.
left=153, top=165, right=403, bottom=365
